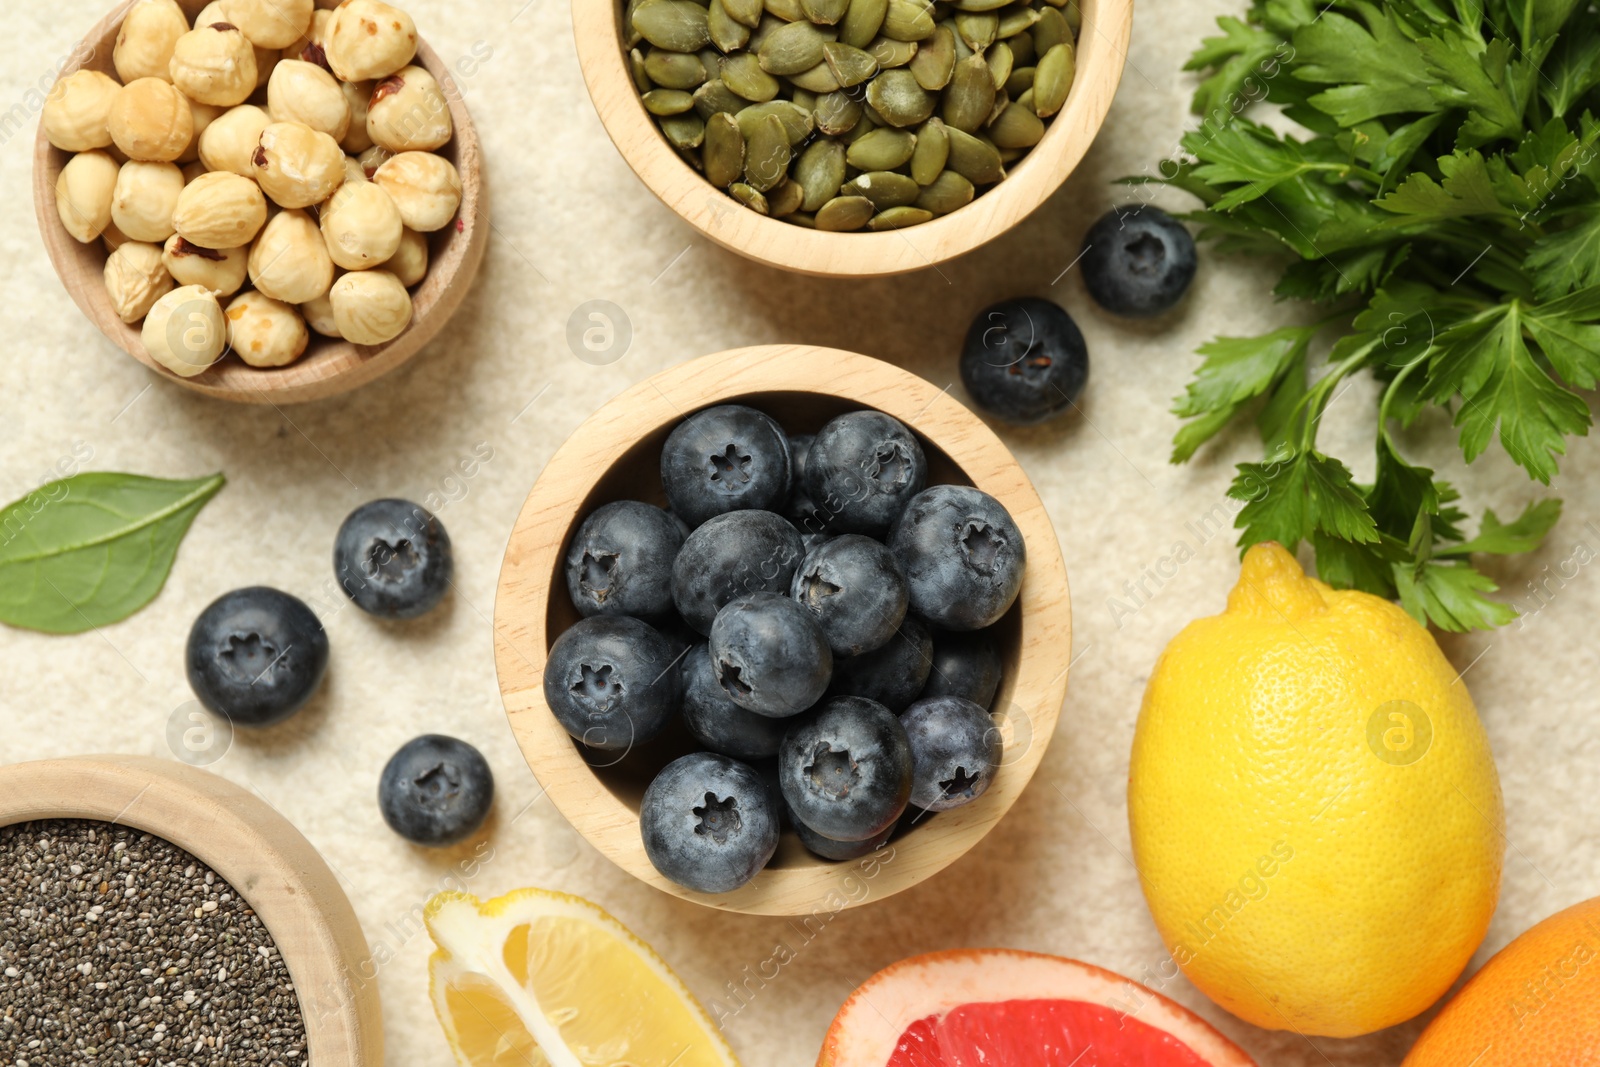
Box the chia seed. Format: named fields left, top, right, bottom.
left=0, top=820, right=308, bottom=1066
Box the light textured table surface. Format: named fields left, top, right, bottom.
left=5, top=2, right=1600, bottom=1065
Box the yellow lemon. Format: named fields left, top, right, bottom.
left=1127, top=542, right=1503, bottom=1038
left=426, top=887, right=738, bottom=1067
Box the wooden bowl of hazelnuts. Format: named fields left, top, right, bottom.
left=33, top=0, right=486, bottom=404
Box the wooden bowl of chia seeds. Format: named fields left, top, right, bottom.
left=575, top=0, right=1133, bottom=278
left=0, top=755, right=382, bottom=1066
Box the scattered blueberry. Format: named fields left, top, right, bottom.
left=542, top=615, right=680, bottom=751
left=334, top=498, right=453, bottom=619
left=682, top=644, right=789, bottom=759
left=890, top=486, right=1025, bottom=631
left=828, top=615, right=933, bottom=712
left=960, top=297, right=1089, bottom=425
left=186, top=587, right=329, bottom=727
left=564, top=500, right=684, bottom=619
left=784, top=433, right=833, bottom=539
left=791, top=534, right=908, bottom=657
left=803, top=411, right=927, bottom=536
left=900, top=696, right=1001, bottom=811
left=779, top=696, right=912, bottom=841
left=378, top=734, right=495, bottom=846
left=921, top=629, right=1004, bottom=708
left=709, top=593, right=833, bottom=718
left=794, top=816, right=897, bottom=861
left=672, top=510, right=804, bottom=634
left=1081, top=204, right=1198, bottom=317
left=640, top=752, right=780, bottom=893
left=661, top=405, right=792, bottom=527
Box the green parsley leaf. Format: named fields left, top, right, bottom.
left=1439, top=499, right=1562, bottom=556
left=1525, top=213, right=1600, bottom=300
left=1229, top=449, right=1380, bottom=551
left=1291, top=6, right=1440, bottom=125
left=1393, top=559, right=1518, bottom=631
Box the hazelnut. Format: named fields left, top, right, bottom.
left=267, top=60, right=351, bottom=141
left=163, top=234, right=250, bottom=296
left=108, top=78, right=194, bottom=162
left=113, top=0, right=189, bottom=84
left=253, top=121, right=346, bottom=209
left=181, top=159, right=210, bottom=184
left=42, top=71, right=122, bottom=152
left=282, top=9, right=335, bottom=64
left=382, top=227, right=428, bottom=287
left=102, top=218, right=134, bottom=254
left=55, top=150, right=120, bottom=243
left=366, top=66, right=452, bottom=152
left=228, top=0, right=315, bottom=51
left=326, top=0, right=417, bottom=82
left=249, top=208, right=334, bottom=303
left=172, top=171, right=267, bottom=248
left=111, top=159, right=186, bottom=243
left=342, top=155, right=367, bottom=186
left=104, top=241, right=174, bottom=323
left=373, top=151, right=461, bottom=232
left=225, top=290, right=309, bottom=367
left=329, top=268, right=412, bottom=345
left=170, top=24, right=258, bottom=107
left=141, top=284, right=229, bottom=376
left=193, top=2, right=229, bottom=29
left=339, top=80, right=374, bottom=153
left=198, top=103, right=271, bottom=176
left=319, top=179, right=402, bottom=270
left=179, top=99, right=225, bottom=163
left=357, top=143, right=393, bottom=179
left=300, top=289, right=341, bottom=337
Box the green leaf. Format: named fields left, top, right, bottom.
left=1393, top=558, right=1518, bottom=630
left=1171, top=404, right=1245, bottom=464
left=1229, top=449, right=1380, bottom=551
left=1524, top=303, right=1600, bottom=388
left=0, top=472, right=224, bottom=634
left=1186, top=16, right=1287, bottom=121
left=1174, top=326, right=1318, bottom=416
left=1292, top=6, right=1441, bottom=125
left=1542, top=18, right=1600, bottom=115
left=1376, top=150, right=1512, bottom=223
left=1525, top=213, right=1600, bottom=300
left=1418, top=34, right=1530, bottom=146
left=1313, top=531, right=1400, bottom=595
left=1439, top=499, right=1562, bottom=556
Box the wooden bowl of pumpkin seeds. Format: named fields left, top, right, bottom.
left=578, top=0, right=1133, bottom=276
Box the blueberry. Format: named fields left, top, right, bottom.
left=791, top=534, right=908, bottom=656
left=564, top=500, right=684, bottom=619
left=900, top=696, right=1001, bottom=811
left=640, top=752, right=779, bottom=893
left=803, top=411, right=927, bottom=536
left=920, top=630, right=1003, bottom=708
left=186, top=587, right=328, bottom=727
left=333, top=498, right=452, bottom=619
left=709, top=593, right=833, bottom=718
left=889, top=486, right=1025, bottom=631
left=1081, top=205, right=1198, bottom=317
left=661, top=405, right=791, bottom=527
left=784, top=433, right=832, bottom=539
left=378, top=734, right=494, bottom=846
left=682, top=644, right=789, bottom=759
left=780, top=696, right=912, bottom=841
left=828, top=615, right=933, bottom=712
left=794, top=816, right=897, bottom=861
left=959, top=297, right=1089, bottom=425
left=672, top=510, right=804, bottom=634
left=543, top=616, right=680, bottom=751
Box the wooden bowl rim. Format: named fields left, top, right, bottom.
left=573, top=0, right=1134, bottom=278
left=32, top=0, right=489, bottom=405
left=0, top=754, right=382, bottom=1066
left=493, top=345, right=1074, bottom=916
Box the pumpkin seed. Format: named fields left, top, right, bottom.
left=996, top=144, right=1025, bottom=163
left=759, top=20, right=827, bottom=74
left=789, top=61, right=842, bottom=91
left=909, top=26, right=955, bottom=89
left=795, top=139, right=847, bottom=209
left=866, top=68, right=934, bottom=126
left=721, top=53, right=782, bottom=99
left=839, top=109, right=877, bottom=142
left=869, top=206, right=934, bottom=229
left=842, top=170, right=920, bottom=208
left=985, top=87, right=1010, bottom=126
left=949, top=0, right=1011, bottom=10
left=944, top=126, right=1004, bottom=182
left=724, top=0, right=765, bottom=27
left=914, top=170, right=973, bottom=214
left=945, top=18, right=974, bottom=60
left=1032, top=41, right=1074, bottom=116
left=633, top=1, right=713, bottom=51
left=1063, top=0, right=1081, bottom=32
left=882, top=0, right=936, bottom=41
left=1005, top=65, right=1035, bottom=96
left=645, top=49, right=708, bottom=88
left=997, top=5, right=1040, bottom=36
left=626, top=0, right=647, bottom=47
left=709, top=0, right=753, bottom=51
left=643, top=88, right=696, bottom=114
left=988, top=100, right=1043, bottom=146
left=942, top=54, right=996, bottom=132
left=747, top=14, right=783, bottom=51
left=788, top=211, right=818, bottom=227
left=1033, top=6, right=1069, bottom=54
left=813, top=90, right=864, bottom=134
left=865, top=35, right=919, bottom=67
left=846, top=127, right=917, bottom=169
left=1016, top=86, right=1035, bottom=112
left=694, top=78, right=747, bottom=117
left=802, top=0, right=851, bottom=23
left=1007, top=28, right=1035, bottom=65
left=954, top=11, right=997, bottom=51
left=735, top=100, right=816, bottom=143
left=839, top=0, right=888, bottom=47
left=661, top=112, right=707, bottom=148
left=629, top=48, right=652, bottom=93
left=910, top=117, right=949, bottom=184
left=703, top=112, right=746, bottom=186
left=793, top=87, right=819, bottom=108
left=728, top=182, right=770, bottom=213
left=765, top=0, right=806, bottom=19
left=815, top=194, right=875, bottom=230
left=823, top=42, right=880, bottom=86
left=986, top=41, right=1013, bottom=89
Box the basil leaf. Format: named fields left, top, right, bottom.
left=0, top=472, right=225, bottom=634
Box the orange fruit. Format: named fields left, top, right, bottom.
left=1403, top=896, right=1600, bottom=1066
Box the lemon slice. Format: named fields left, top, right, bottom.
left=425, top=888, right=739, bottom=1067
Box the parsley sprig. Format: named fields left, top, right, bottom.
left=1150, top=0, right=1600, bottom=630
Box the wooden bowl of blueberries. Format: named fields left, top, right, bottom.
left=494, top=346, right=1073, bottom=915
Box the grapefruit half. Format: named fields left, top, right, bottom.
left=818, top=949, right=1257, bottom=1066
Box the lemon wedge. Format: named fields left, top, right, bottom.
left=425, top=888, right=739, bottom=1067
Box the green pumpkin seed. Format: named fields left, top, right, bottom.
left=914, top=170, right=973, bottom=214
left=944, top=126, right=1004, bottom=182
left=747, top=14, right=783, bottom=51
left=954, top=12, right=997, bottom=51
left=822, top=42, right=880, bottom=86
left=735, top=100, right=816, bottom=143
left=842, top=170, right=921, bottom=208
left=865, top=35, right=919, bottom=67
left=882, top=0, right=936, bottom=41
left=1032, top=41, right=1074, bottom=116
left=626, top=0, right=647, bottom=47
left=765, top=0, right=806, bottom=19
left=766, top=177, right=806, bottom=215
left=643, top=89, right=696, bottom=115
left=788, top=211, right=818, bottom=227
left=945, top=18, right=974, bottom=60
left=986, top=41, right=1013, bottom=88
left=869, top=205, right=934, bottom=229
left=909, top=26, right=955, bottom=89
left=709, top=0, right=753, bottom=51
left=839, top=0, right=888, bottom=47
left=789, top=61, right=842, bottom=91
left=1033, top=6, right=1069, bottom=54
left=815, top=194, right=875, bottom=230
left=633, top=1, right=714, bottom=51
left=1063, top=0, right=1082, bottom=32
left=984, top=87, right=1010, bottom=126
left=728, top=182, right=770, bottom=214
left=629, top=48, right=653, bottom=93
left=942, top=54, right=996, bottom=132
left=987, top=100, right=1043, bottom=146
left=838, top=108, right=877, bottom=141
left=694, top=78, right=746, bottom=117
left=1005, top=65, right=1035, bottom=96
left=1007, top=29, right=1035, bottom=65
left=795, top=139, right=847, bottom=209
left=703, top=112, right=746, bottom=186
left=910, top=117, right=949, bottom=184
left=724, top=0, right=765, bottom=27
left=846, top=127, right=917, bottom=169
left=949, top=0, right=1012, bottom=10
left=759, top=20, right=827, bottom=74
left=997, top=6, right=1041, bottom=37
left=661, top=112, right=707, bottom=148
left=1016, top=86, right=1035, bottom=112
left=645, top=49, right=709, bottom=89
left=812, top=90, right=863, bottom=134
left=996, top=144, right=1025, bottom=163
left=866, top=68, right=934, bottom=126
left=802, top=0, right=851, bottom=23
left=721, top=53, right=782, bottom=99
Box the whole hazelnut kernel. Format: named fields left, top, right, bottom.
left=172, top=170, right=267, bottom=248
left=141, top=284, right=228, bottom=377
left=329, top=268, right=412, bottom=346
left=249, top=208, right=334, bottom=303
left=181, top=160, right=209, bottom=184
left=320, top=179, right=402, bottom=270
left=198, top=104, right=271, bottom=176
left=267, top=60, right=351, bottom=141
left=113, top=0, right=189, bottom=84
left=192, top=2, right=275, bottom=88
left=55, top=150, right=121, bottom=243
left=179, top=99, right=225, bottom=164
left=300, top=290, right=341, bottom=338
left=382, top=227, right=428, bottom=287
left=163, top=234, right=250, bottom=296
left=170, top=24, right=259, bottom=107
left=325, top=0, right=418, bottom=82
left=253, top=121, right=346, bottom=209
left=193, top=2, right=229, bottom=29
left=366, top=66, right=453, bottom=153
left=228, top=0, right=315, bottom=51
left=357, top=143, right=393, bottom=179
left=42, top=71, right=123, bottom=153
left=339, top=80, right=374, bottom=154
left=225, top=290, right=310, bottom=367
left=108, top=78, right=194, bottom=162
left=102, top=218, right=134, bottom=254
left=342, top=155, right=367, bottom=186
left=104, top=241, right=174, bottom=323
left=282, top=9, right=335, bottom=65
left=111, top=159, right=186, bottom=243
left=372, top=151, right=461, bottom=232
